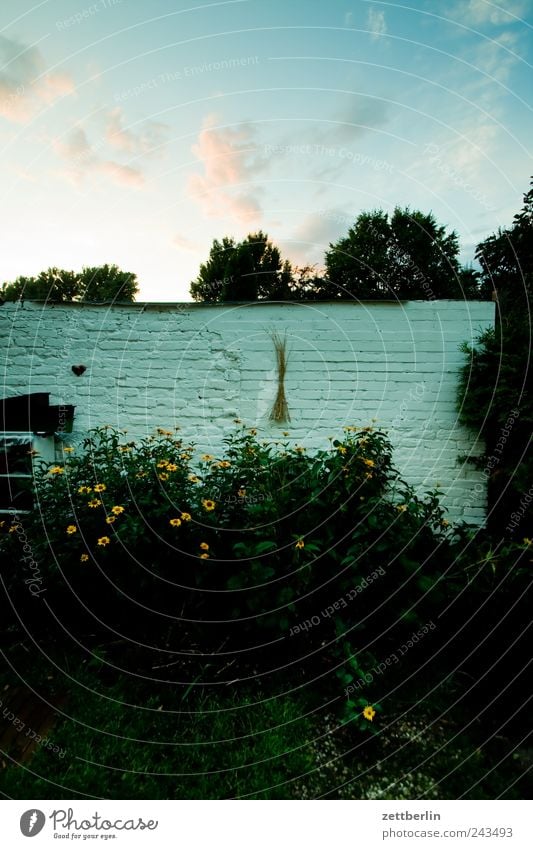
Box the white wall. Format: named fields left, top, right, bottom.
left=1, top=300, right=493, bottom=524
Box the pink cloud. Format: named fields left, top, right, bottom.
left=53, top=126, right=143, bottom=188
left=187, top=115, right=262, bottom=224
left=173, top=234, right=201, bottom=252
left=0, top=36, right=74, bottom=124
left=99, top=160, right=144, bottom=187
left=105, top=106, right=168, bottom=156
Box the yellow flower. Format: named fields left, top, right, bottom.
left=523, top=538, right=532, bottom=546
left=80, top=553, right=89, bottom=562
left=295, top=446, right=306, bottom=453
left=157, top=428, right=173, bottom=436
left=362, top=458, right=375, bottom=468
left=441, top=519, right=450, bottom=527
left=159, top=472, right=169, bottom=481
left=66, top=525, right=77, bottom=535
left=282, top=431, right=289, bottom=437
left=136, top=471, right=147, bottom=478
left=94, top=483, right=106, bottom=493
left=105, top=516, right=116, bottom=524
left=249, top=428, right=257, bottom=436
left=97, top=536, right=110, bottom=547
left=396, top=504, right=407, bottom=512
left=118, top=445, right=131, bottom=453
left=48, top=466, right=64, bottom=475
left=0, top=521, right=4, bottom=527
left=200, top=553, right=209, bottom=560
left=167, top=463, right=178, bottom=472
left=188, top=474, right=200, bottom=483
left=201, top=454, right=215, bottom=462
left=181, top=452, right=192, bottom=460
left=337, top=445, right=347, bottom=454
left=363, top=705, right=376, bottom=722
left=78, top=485, right=92, bottom=494
left=200, top=542, right=209, bottom=551
left=233, top=418, right=242, bottom=424
left=202, top=499, right=216, bottom=512
left=88, top=499, right=102, bottom=508
left=237, top=489, right=246, bottom=498
left=218, top=460, right=231, bottom=468
left=157, top=460, right=169, bottom=468
left=295, top=539, right=305, bottom=550
left=170, top=518, right=182, bottom=527
left=111, top=505, right=124, bottom=515
left=8, top=525, right=20, bottom=533
left=180, top=512, right=192, bottom=522
left=63, top=446, right=74, bottom=453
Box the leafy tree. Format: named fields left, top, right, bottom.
left=322, top=207, right=480, bottom=300
left=1, top=268, right=82, bottom=302
left=458, top=179, right=532, bottom=535
left=1, top=264, right=138, bottom=302
left=190, top=232, right=294, bottom=301
left=80, top=264, right=138, bottom=302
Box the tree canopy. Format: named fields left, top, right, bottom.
left=1, top=264, right=138, bottom=303
left=475, top=181, right=533, bottom=320
left=322, top=207, right=479, bottom=300
left=190, top=232, right=294, bottom=302
left=458, top=178, right=532, bottom=535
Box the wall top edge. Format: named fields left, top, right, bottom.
left=1, top=299, right=494, bottom=310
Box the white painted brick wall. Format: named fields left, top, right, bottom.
left=0, top=300, right=494, bottom=524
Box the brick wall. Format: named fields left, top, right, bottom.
left=0, top=299, right=494, bottom=524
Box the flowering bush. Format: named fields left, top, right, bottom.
left=1, top=423, right=456, bottom=669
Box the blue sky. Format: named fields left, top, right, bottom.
left=0, top=0, right=531, bottom=299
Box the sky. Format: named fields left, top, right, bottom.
left=0, top=0, right=532, bottom=300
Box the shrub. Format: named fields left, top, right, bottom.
left=0, top=424, right=456, bottom=698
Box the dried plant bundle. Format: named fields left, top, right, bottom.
left=270, top=330, right=290, bottom=423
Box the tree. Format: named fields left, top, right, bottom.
left=1, top=268, right=82, bottom=302
left=322, top=207, right=480, bottom=300
left=1, top=264, right=138, bottom=302
left=80, top=264, right=138, bottom=302
left=190, top=232, right=294, bottom=302
left=458, top=178, right=532, bottom=536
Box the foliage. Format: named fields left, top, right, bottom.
left=1, top=424, right=454, bottom=679
left=190, top=232, right=294, bottom=301
left=1, top=427, right=531, bottom=799
left=322, top=207, right=481, bottom=300
left=0, top=264, right=138, bottom=303
left=458, top=179, right=532, bottom=535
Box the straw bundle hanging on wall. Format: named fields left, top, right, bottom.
left=269, top=330, right=290, bottom=423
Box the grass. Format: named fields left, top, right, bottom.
left=1, top=642, right=531, bottom=800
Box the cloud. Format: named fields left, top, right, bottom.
left=453, top=0, right=527, bottom=26
left=187, top=115, right=262, bottom=224
left=99, top=160, right=144, bottom=187
left=367, top=7, right=387, bottom=39
left=289, top=208, right=352, bottom=265
left=105, top=107, right=169, bottom=155
left=53, top=126, right=144, bottom=188
left=472, top=30, right=522, bottom=82
left=0, top=35, right=74, bottom=123
left=332, top=94, right=390, bottom=142
left=173, top=234, right=201, bottom=253
left=53, top=127, right=95, bottom=163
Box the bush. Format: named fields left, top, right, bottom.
left=1, top=424, right=458, bottom=692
